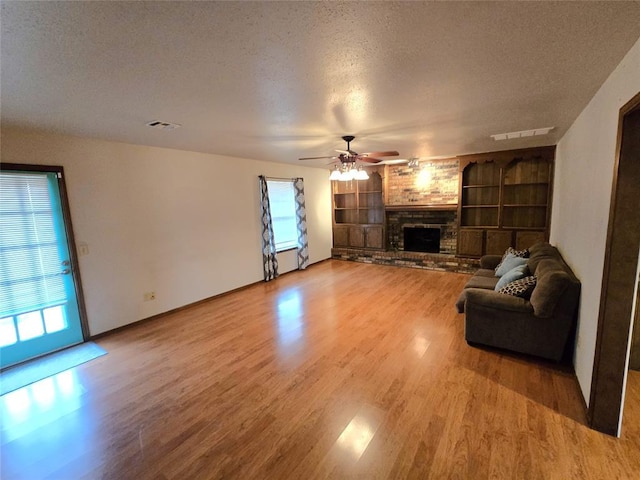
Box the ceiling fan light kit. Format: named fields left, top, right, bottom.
left=299, top=135, right=398, bottom=181
left=329, top=166, right=342, bottom=181
left=353, top=166, right=369, bottom=181
left=330, top=164, right=369, bottom=181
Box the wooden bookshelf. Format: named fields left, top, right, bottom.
left=457, top=146, right=554, bottom=257
left=332, top=170, right=385, bottom=250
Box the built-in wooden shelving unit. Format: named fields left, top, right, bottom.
left=332, top=169, right=385, bottom=250
left=457, top=146, right=555, bottom=257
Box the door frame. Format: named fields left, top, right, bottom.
left=1, top=163, right=90, bottom=352
left=588, top=91, right=640, bottom=435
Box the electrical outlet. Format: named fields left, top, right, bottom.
left=143, top=291, right=156, bottom=301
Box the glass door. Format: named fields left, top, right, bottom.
left=0, top=167, right=85, bottom=369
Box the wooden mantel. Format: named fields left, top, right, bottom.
left=385, top=204, right=458, bottom=211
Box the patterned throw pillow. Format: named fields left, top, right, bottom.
left=495, top=246, right=529, bottom=273
left=498, top=275, right=537, bottom=299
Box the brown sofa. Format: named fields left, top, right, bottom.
left=456, top=242, right=581, bottom=361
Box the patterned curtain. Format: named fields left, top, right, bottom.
left=259, top=176, right=278, bottom=281
left=294, top=178, right=310, bottom=270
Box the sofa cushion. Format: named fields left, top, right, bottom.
left=495, top=264, right=529, bottom=291
left=464, top=275, right=500, bottom=290
left=498, top=275, right=537, bottom=299
left=529, top=260, right=571, bottom=318
left=457, top=275, right=499, bottom=313
left=475, top=269, right=498, bottom=278
left=455, top=291, right=467, bottom=313
left=480, top=255, right=503, bottom=270
left=495, top=254, right=528, bottom=277
left=465, top=288, right=534, bottom=314
left=527, top=243, right=559, bottom=273
left=528, top=242, right=555, bottom=256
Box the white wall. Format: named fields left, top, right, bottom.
left=550, top=36, right=640, bottom=404
left=1, top=128, right=333, bottom=335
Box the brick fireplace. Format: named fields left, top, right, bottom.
left=386, top=208, right=457, bottom=255
left=331, top=206, right=469, bottom=272
left=330, top=158, right=475, bottom=273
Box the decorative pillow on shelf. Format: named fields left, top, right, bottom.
left=498, top=275, right=537, bottom=299
left=495, top=246, right=529, bottom=274
left=494, top=264, right=530, bottom=291
left=495, top=253, right=528, bottom=277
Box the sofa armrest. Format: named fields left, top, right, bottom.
left=465, top=288, right=534, bottom=314
left=480, top=255, right=502, bottom=270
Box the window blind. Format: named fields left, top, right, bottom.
left=0, top=172, right=66, bottom=318
left=266, top=180, right=298, bottom=251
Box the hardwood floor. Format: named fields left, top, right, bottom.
left=2, top=260, right=640, bottom=479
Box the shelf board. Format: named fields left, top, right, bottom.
left=460, top=225, right=500, bottom=229
left=462, top=205, right=499, bottom=208
left=501, top=226, right=547, bottom=230
left=503, top=182, right=549, bottom=187
left=503, top=204, right=547, bottom=207
left=462, top=184, right=500, bottom=188
left=333, top=222, right=384, bottom=226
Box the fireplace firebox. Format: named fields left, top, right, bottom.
left=403, top=226, right=440, bottom=253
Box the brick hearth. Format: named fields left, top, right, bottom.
left=331, top=248, right=479, bottom=274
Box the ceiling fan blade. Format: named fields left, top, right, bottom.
left=299, top=155, right=338, bottom=160
left=303, top=136, right=394, bottom=163
left=381, top=159, right=411, bottom=165
left=361, top=150, right=400, bottom=157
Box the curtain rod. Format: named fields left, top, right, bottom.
left=263, top=176, right=300, bottom=182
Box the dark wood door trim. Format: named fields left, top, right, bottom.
left=588, top=90, right=640, bottom=435
left=631, top=275, right=640, bottom=370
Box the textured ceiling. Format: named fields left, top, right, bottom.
left=2, top=1, right=640, bottom=167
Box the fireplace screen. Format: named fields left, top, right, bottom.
left=403, top=226, right=440, bottom=253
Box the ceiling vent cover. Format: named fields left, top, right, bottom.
left=146, top=120, right=181, bottom=130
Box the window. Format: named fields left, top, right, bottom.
left=266, top=180, right=297, bottom=251
left=0, top=172, right=67, bottom=319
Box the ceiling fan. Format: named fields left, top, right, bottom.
left=299, top=135, right=399, bottom=181
left=299, top=135, right=399, bottom=164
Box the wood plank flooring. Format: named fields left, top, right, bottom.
left=2, top=260, right=640, bottom=479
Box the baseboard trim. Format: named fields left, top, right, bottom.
left=90, top=258, right=331, bottom=341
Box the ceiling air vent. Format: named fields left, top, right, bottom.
left=145, top=120, right=181, bottom=130
left=491, top=127, right=554, bottom=141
